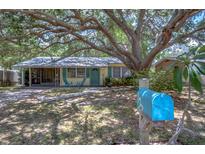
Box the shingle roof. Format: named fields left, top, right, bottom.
left=154, top=57, right=177, bottom=67
left=13, top=57, right=123, bottom=68
left=154, top=57, right=205, bottom=68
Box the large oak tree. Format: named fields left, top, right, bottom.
left=0, top=9, right=205, bottom=71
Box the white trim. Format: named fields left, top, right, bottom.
left=75, top=67, right=77, bottom=77
left=29, top=68, right=31, bottom=87
left=120, top=67, right=123, bottom=78
left=21, top=68, right=24, bottom=86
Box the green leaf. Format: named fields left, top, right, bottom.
left=189, top=47, right=198, bottom=55
left=193, top=53, right=205, bottom=59
left=173, top=66, right=183, bottom=92
left=193, top=62, right=205, bottom=75
left=183, top=66, right=188, bottom=81
left=189, top=67, right=203, bottom=93
left=197, top=45, right=205, bottom=53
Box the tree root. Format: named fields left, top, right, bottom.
left=168, top=101, right=197, bottom=145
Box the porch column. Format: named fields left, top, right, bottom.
left=21, top=68, right=24, bottom=86
left=55, top=68, right=56, bottom=87
left=2, top=68, right=5, bottom=83
left=60, top=68, right=63, bottom=86
left=29, top=68, right=32, bottom=87
left=40, top=68, right=42, bottom=85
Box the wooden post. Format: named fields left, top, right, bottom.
left=2, top=68, right=5, bottom=85
left=60, top=68, right=62, bottom=86
left=139, top=78, right=149, bottom=88
left=55, top=68, right=56, bottom=87
left=40, top=68, right=42, bottom=85
left=138, top=78, right=152, bottom=145
left=21, top=68, right=24, bottom=86
left=29, top=68, right=32, bottom=87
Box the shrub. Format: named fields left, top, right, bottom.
left=104, top=77, right=137, bottom=87
left=149, top=70, right=176, bottom=92
left=105, top=69, right=175, bottom=91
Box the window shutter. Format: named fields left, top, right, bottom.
left=108, top=67, right=112, bottom=78
left=86, top=68, right=90, bottom=78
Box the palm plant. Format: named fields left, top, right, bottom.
left=168, top=45, right=205, bottom=144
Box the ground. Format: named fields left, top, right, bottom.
left=0, top=86, right=204, bottom=145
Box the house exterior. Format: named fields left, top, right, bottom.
left=13, top=57, right=130, bottom=87
left=154, top=57, right=178, bottom=71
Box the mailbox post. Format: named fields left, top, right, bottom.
left=138, top=78, right=152, bottom=145
left=137, top=78, right=174, bottom=145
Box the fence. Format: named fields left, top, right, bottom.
left=0, top=69, right=19, bottom=86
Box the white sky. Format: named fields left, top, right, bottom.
left=0, top=0, right=204, bottom=9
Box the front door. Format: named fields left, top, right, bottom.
left=90, top=68, right=100, bottom=86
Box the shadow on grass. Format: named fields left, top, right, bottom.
left=0, top=87, right=204, bottom=145
left=0, top=88, right=139, bottom=144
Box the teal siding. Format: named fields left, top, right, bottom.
left=108, top=67, right=112, bottom=78
left=86, top=68, right=90, bottom=78
left=62, top=68, right=69, bottom=86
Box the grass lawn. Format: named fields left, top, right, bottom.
left=0, top=87, right=204, bottom=145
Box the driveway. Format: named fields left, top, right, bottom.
left=0, top=89, right=45, bottom=108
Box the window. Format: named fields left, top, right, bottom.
left=113, top=67, right=121, bottom=78
left=77, top=68, right=86, bottom=78
left=112, top=67, right=130, bottom=78
left=122, top=67, right=129, bottom=77
left=68, top=68, right=86, bottom=78
left=68, top=68, right=76, bottom=78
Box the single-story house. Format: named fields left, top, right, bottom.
left=154, top=57, right=205, bottom=85
left=154, top=57, right=178, bottom=71
left=13, top=57, right=130, bottom=87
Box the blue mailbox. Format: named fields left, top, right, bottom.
left=137, top=87, right=174, bottom=121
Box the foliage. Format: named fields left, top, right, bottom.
left=104, top=77, right=137, bottom=87
left=105, top=69, right=176, bottom=91
left=132, top=70, right=149, bottom=78
left=168, top=45, right=205, bottom=144
left=149, top=70, right=176, bottom=92
left=172, top=45, right=205, bottom=94
left=0, top=10, right=204, bottom=71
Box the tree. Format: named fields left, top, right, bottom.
left=0, top=9, right=205, bottom=72
left=168, top=45, right=205, bottom=144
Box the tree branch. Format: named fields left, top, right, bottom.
left=167, top=25, right=205, bottom=47
left=142, top=9, right=201, bottom=68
